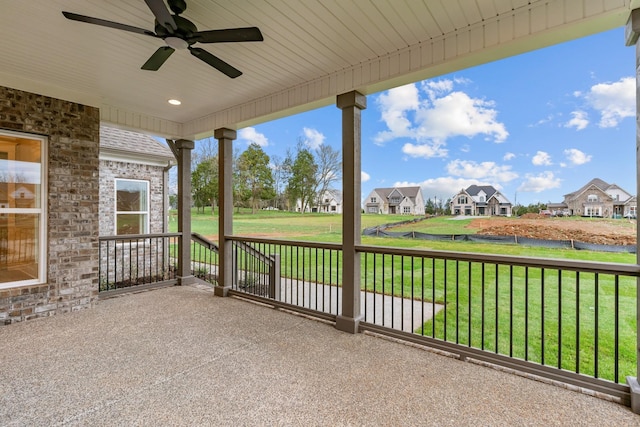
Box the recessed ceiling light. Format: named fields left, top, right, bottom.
left=168, top=99, right=181, bottom=106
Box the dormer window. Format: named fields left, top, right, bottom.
left=479, top=196, right=485, bottom=202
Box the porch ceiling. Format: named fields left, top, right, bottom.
left=1, top=1, right=638, bottom=139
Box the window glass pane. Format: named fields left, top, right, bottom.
left=0, top=139, right=42, bottom=209
left=116, top=213, right=147, bottom=235
left=116, top=180, right=147, bottom=212
left=0, top=214, right=40, bottom=284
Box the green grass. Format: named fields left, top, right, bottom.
left=176, top=208, right=637, bottom=382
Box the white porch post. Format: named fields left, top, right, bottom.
left=336, top=91, right=366, bottom=333
left=214, top=128, right=236, bottom=297
left=625, top=8, right=640, bottom=414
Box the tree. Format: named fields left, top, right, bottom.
left=271, top=153, right=292, bottom=210
left=312, top=144, right=341, bottom=208
left=287, top=146, right=317, bottom=213
left=191, top=156, right=218, bottom=214
left=237, top=143, right=274, bottom=214
left=425, top=198, right=436, bottom=215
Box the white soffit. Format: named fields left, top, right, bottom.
left=0, top=0, right=637, bottom=139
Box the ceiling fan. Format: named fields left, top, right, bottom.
left=62, top=0, right=263, bottom=78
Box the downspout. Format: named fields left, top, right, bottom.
left=163, top=160, right=174, bottom=234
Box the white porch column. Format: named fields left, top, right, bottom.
left=214, top=128, right=236, bottom=297
left=336, top=91, right=366, bottom=333
left=625, top=8, right=640, bottom=414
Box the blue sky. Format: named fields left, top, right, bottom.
left=229, top=27, right=635, bottom=207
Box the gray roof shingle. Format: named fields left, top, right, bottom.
left=100, top=126, right=174, bottom=161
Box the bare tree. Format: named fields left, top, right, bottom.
left=313, top=144, right=341, bottom=208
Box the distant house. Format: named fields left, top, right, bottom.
left=548, top=178, right=636, bottom=218
left=316, top=189, right=342, bottom=214
left=450, top=185, right=512, bottom=216
left=363, top=186, right=425, bottom=215
left=295, top=189, right=343, bottom=214
left=99, top=126, right=175, bottom=236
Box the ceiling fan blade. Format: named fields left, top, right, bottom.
left=189, top=47, right=242, bottom=78
left=143, top=0, right=177, bottom=31
left=141, top=46, right=175, bottom=71
left=190, top=27, right=264, bottom=44
left=62, top=11, right=157, bottom=37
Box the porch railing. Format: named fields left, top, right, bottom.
left=228, top=236, right=342, bottom=320
left=98, top=233, right=180, bottom=296
left=227, top=236, right=639, bottom=404
left=190, top=232, right=219, bottom=284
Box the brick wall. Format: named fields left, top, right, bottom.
left=99, top=160, right=167, bottom=236
left=0, top=86, right=100, bottom=324
left=98, top=160, right=171, bottom=288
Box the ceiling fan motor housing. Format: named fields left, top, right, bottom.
left=155, top=15, right=197, bottom=41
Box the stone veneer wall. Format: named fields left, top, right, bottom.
left=0, top=86, right=100, bottom=324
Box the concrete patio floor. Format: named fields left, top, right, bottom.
left=1, top=284, right=639, bottom=426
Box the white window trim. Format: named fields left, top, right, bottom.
left=114, top=178, right=150, bottom=235
left=0, top=130, right=47, bottom=289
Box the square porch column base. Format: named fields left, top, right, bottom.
left=214, top=285, right=231, bottom=297
left=627, top=376, right=640, bottom=413
left=177, top=275, right=196, bottom=286
left=335, top=315, right=362, bottom=334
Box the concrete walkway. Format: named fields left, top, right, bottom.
left=276, top=279, right=443, bottom=333
left=1, top=285, right=639, bottom=426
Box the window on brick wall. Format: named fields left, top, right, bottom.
left=0, top=130, right=47, bottom=289
left=115, top=179, right=149, bottom=235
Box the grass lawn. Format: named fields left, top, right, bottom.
left=176, top=208, right=637, bottom=382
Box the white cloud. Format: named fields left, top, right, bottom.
left=584, top=77, right=635, bottom=128
left=565, top=110, right=589, bottom=130
left=374, top=79, right=508, bottom=156
left=446, top=159, right=518, bottom=183
left=238, top=127, right=269, bottom=147
left=374, top=84, right=420, bottom=145
left=402, top=142, right=447, bottom=159
left=503, top=152, right=515, bottom=161
left=414, top=91, right=508, bottom=143
left=517, top=172, right=561, bottom=193
left=564, top=148, right=592, bottom=165
left=302, top=127, right=325, bottom=149
left=532, top=151, right=552, bottom=166
left=529, top=113, right=558, bottom=128
left=361, top=171, right=370, bottom=182
left=422, top=79, right=454, bottom=97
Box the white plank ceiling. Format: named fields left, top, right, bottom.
left=0, top=0, right=638, bottom=139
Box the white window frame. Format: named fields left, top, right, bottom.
left=0, top=130, right=47, bottom=289
left=114, top=178, right=150, bottom=235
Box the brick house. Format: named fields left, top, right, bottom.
left=548, top=178, right=637, bottom=218
left=363, top=186, right=425, bottom=215
left=99, top=126, right=175, bottom=237
left=450, top=185, right=512, bottom=217
left=0, top=98, right=178, bottom=324
left=1, top=87, right=101, bottom=323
